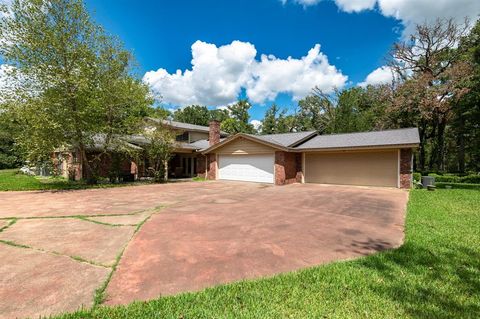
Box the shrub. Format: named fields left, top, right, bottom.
left=435, top=182, right=480, bottom=190
left=413, top=172, right=421, bottom=182
left=429, top=173, right=480, bottom=184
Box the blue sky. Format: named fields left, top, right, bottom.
left=65, top=1, right=480, bottom=123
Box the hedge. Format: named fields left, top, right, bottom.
left=435, top=182, right=480, bottom=190
left=428, top=174, right=480, bottom=184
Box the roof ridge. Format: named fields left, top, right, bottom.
left=249, top=130, right=316, bottom=137
left=313, top=127, right=417, bottom=138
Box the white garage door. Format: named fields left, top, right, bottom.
left=219, top=154, right=274, bottom=183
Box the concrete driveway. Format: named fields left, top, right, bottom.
left=0, top=181, right=408, bottom=318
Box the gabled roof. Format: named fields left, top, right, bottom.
left=245, top=131, right=317, bottom=148
left=295, top=128, right=420, bottom=150
left=202, top=133, right=292, bottom=154
left=202, top=127, right=420, bottom=154
left=146, top=118, right=229, bottom=136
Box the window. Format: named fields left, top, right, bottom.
left=176, top=132, right=189, bottom=142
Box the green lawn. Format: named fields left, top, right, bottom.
left=0, top=169, right=142, bottom=191
left=54, top=189, right=480, bottom=319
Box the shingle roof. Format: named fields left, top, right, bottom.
left=246, top=131, right=317, bottom=148
left=147, top=118, right=228, bottom=136
left=89, top=134, right=144, bottom=151
left=294, top=128, right=420, bottom=150
left=188, top=139, right=210, bottom=150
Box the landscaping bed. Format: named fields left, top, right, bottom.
left=54, top=189, right=480, bottom=319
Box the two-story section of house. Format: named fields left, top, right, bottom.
left=52, top=119, right=228, bottom=181
left=143, top=119, right=228, bottom=178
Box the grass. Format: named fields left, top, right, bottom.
left=93, top=213, right=154, bottom=307
left=52, top=188, right=480, bottom=319
left=0, top=169, right=148, bottom=191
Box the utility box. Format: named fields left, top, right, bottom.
left=421, top=176, right=435, bottom=188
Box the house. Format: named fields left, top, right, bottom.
left=201, top=121, right=419, bottom=189
left=55, top=119, right=419, bottom=189
left=53, top=119, right=228, bottom=181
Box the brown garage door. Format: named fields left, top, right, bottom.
left=305, top=150, right=399, bottom=187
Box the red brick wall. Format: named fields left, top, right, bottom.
left=400, top=148, right=413, bottom=189
left=275, top=151, right=302, bottom=185
left=206, top=154, right=217, bottom=180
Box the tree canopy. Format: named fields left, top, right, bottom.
left=0, top=0, right=152, bottom=178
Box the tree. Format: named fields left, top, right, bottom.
left=388, top=18, right=474, bottom=171
left=0, top=0, right=152, bottom=181
left=261, top=104, right=288, bottom=134
left=296, top=89, right=335, bottom=133
left=173, top=105, right=210, bottom=126
left=221, top=99, right=255, bottom=134
left=451, top=19, right=480, bottom=173
left=143, top=123, right=176, bottom=183
left=0, top=104, right=23, bottom=168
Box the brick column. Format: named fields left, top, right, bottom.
left=196, top=155, right=207, bottom=178
left=206, top=154, right=217, bottom=180
left=400, top=148, right=413, bottom=189
left=275, top=151, right=302, bottom=185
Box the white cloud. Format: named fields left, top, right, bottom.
left=247, top=44, right=346, bottom=103
left=144, top=41, right=347, bottom=107
left=282, top=0, right=480, bottom=34
left=334, top=0, right=376, bottom=13
left=359, top=66, right=394, bottom=87
left=250, top=120, right=262, bottom=131
left=144, top=40, right=256, bottom=107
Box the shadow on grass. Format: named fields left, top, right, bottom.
left=357, top=241, right=480, bottom=319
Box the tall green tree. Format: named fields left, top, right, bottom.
left=0, top=0, right=152, bottom=180
left=451, top=19, right=480, bottom=172
left=0, top=103, right=23, bottom=168
left=173, top=105, right=210, bottom=126
left=261, top=104, right=289, bottom=134
left=221, top=99, right=255, bottom=134
left=388, top=18, right=474, bottom=171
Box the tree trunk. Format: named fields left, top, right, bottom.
left=163, top=159, right=168, bottom=182
left=436, top=118, right=447, bottom=171
left=79, top=144, right=95, bottom=184
left=418, top=122, right=427, bottom=172
left=456, top=116, right=466, bottom=173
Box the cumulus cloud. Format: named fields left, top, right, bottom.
left=282, top=0, right=480, bottom=34
left=144, top=40, right=256, bottom=106
left=358, top=66, right=394, bottom=87
left=247, top=44, right=347, bottom=103
left=144, top=41, right=347, bottom=107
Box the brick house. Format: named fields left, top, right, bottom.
left=201, top=124, right=419, bottom=189
left=53, top=119, right=228, bottom=181
left=54, top=118, right=419, bottom=188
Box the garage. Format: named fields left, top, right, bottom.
left=202, top=128, right=418, bottom=188
left=218, top=154, right=274, bottom=183
left=304, top=150, right=399, bottom=187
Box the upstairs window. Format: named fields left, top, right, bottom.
left=176, top=132, right=189, bottom=142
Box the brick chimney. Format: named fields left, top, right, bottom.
left=209, top=120, right=221, bottom=146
